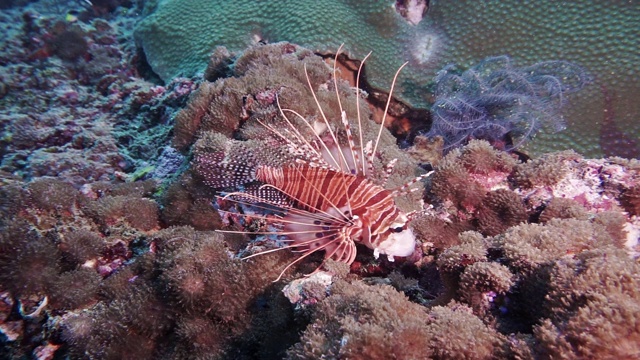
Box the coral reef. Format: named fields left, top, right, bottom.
left=0, top=174, right=304, bottom=358
left=0, top=2, right=194, bottom=187
left=1, top=0, right=639, bottom=357
left=134, top=0, right=639, bottom=157
left=134, top=0, right=432, bottom=104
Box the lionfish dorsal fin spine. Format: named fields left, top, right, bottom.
left=275, top=97, right=336, bottom=170
left=303, top=63, right=350, bottom=173
left=356, top=51, right=372, bottom=176
left=371, top=61, right=409, bottom=164
left=381, top=158, right=398, bottom=186
left=333, top=44, right=359, bottom=176
left=390, top=171, right=433, bottom=196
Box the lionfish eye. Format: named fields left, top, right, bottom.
left=392, top=226, right=403, bottom=233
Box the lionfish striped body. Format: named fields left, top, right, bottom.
left=195, top=46, right=426, bottom=280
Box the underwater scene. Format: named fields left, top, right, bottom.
left=0, top=0, right=639, bottom=359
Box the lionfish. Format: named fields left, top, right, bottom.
left=195, top=45, right=428, bottom=280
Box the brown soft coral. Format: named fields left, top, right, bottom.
left=151, top=226, right=299, bottom=356
left=429, top=140, right=517, bottom=212
left=288, top=279, right=505, bottom=360
left=0, top=219, right=60, bottom=297
left=538, top=197, right=590, bottom=223
left=492, top=218, right=620, bottom=272
left=534, top=248, right=640, bottom=359
left=288, top=279, right=434, bottom=359
left=85, top=195, right=159, bottom=232
left=160, top=172, right=222, bottom=231
left=58, top=229, right=105, bottom=266
left=173, top=43, right=331, bottom=149
left=512, top=151, right=581, bottom=188
left=26, top=178, right=81, bottom=217
left=476, top=189, right=528, bottom=236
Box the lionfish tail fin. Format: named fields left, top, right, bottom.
left=194, top=151, right=258, bottom=189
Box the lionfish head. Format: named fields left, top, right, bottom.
left=373, top=212, right=416, bottom=259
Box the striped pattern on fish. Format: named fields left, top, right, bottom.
left=194, top=45, right=428, bottom=280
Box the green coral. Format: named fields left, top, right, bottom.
left=134, top=0, right=423, bottom=97
left=136, top=0, right=640, bottom=157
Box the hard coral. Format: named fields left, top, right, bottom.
left=45, top=21, right=89, bottom=62
left=134, top=0, right=426, bottom=102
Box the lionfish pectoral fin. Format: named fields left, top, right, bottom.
left=194, top=152, right=259, bottom=189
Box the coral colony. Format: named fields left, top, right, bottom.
left=0, top=1, right=639, bottom=360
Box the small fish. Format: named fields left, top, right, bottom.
left=195, top=46, right=428, bottom=280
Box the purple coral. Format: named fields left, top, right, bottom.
left=425, top=56, right=587, bottom=151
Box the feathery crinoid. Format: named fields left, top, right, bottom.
left=194, top=44, right=427, bottom=281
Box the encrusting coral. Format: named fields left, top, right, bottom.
left=134, top=0, right=431, bottom=106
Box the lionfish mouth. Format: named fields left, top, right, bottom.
left=195, top=44, right=430, bottom=281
